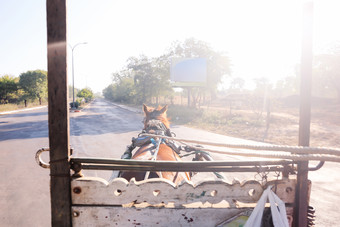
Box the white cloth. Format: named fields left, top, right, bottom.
left=244, top=186, right=289, bottom=227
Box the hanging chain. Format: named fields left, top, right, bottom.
left=254, top=166, right=269, bottom=185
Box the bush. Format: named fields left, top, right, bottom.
left=167, top=105, right=203, bottom=125
left=70, top=101, right=79, bottom=109
left=77, top=88, right=94, bottom=103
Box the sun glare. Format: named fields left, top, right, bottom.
left=64, top=0, right=340, bottom=92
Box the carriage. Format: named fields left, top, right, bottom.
left=36, top=1, right=340, bottom=226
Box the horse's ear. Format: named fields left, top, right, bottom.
left=159, top=105, right=168, bottom=114
left=143, top=104, right=150, bottom=114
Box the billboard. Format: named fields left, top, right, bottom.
left=170, top=58, right=207, bottom=87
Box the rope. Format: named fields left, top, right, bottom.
left=141, top=133, right=340, bottom=163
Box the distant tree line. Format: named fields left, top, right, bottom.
left=103, top=38, right=231, bottom=106
left=103, top=38, right=340, bottom=107
left=0, top=69, right=94, bottom=107
left=224, top=44, right=340, bottom=105
left=69, top=86, right=94, bottom=108
left=313, top=45, right=340, bottom=103
left=0, top=70, right=47, bottom=106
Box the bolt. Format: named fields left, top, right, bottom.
left=73, top=211, right=80, bottom=217
left=73, top=187, right=81, bottom=194
left=286, top=187, right=293, bottom=193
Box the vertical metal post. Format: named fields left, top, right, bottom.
left=187, top=87, right=191, bottom=107
left=295, top=1, right=313, bottom=226
left=47, top=0, right=72, bottom=226
left=72, top=48, right=75, bottom=107
left=70, top=42, right=87, bottom=109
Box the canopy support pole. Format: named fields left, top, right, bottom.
left=295, top=1, right=314, bottom=226
left=47, top=0, right=72, bottom=226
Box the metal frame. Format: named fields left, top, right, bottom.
left=47, top=0, right=71, bottom=226
left=71, top=158, right=295, bottom=174
left=296, top=2, right=314, bottom=226
left=46, top=0, right=314, bottom=226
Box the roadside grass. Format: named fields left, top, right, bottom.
left=0, top=103, right=23, bottom=112
left=0, top=101, right=48, bottom=113
left=167, top=105, right=203, bottom=125
left=167, top=105, right=277, bottom=144
left=107, top=101, right=340, bottom=147
left=167, top=104, right=340, bottom=148
left=169, top=105, right=257, bottom=127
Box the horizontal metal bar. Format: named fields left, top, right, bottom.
left=308, top=161, right=325, bottom=171
left=80, top=163, right=287, bottom=173
left=71, top=157, right=294, bottom=166
left=71, top=157, right=294, bottom=173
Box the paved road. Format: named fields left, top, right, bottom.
left=0, top=106, right=50, bottom=226
left=0, top=99, right=339, bottom=226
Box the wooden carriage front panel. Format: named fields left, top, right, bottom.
left=72, top=206, right=249, bottom=227
left=71, top=177, right=297, bottom=226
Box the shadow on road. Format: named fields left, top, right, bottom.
left=0, top=106, right=143, bottom=142
left=3, top=111, right=48, bottom=118
left=70, top=113, right=142, bottom=137
left=0, top=120, right=48, bottom=141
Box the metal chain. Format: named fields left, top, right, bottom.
left=254, top=169, right=269, bottom=186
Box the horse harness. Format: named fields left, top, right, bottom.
left=121, top=119, right=181, bottom=160
left=118, top=119, right=225, bottom=180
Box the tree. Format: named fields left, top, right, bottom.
left=274, top=76, right=299, bottom=98
left=168, top=38, right=231, bottom=92
left=19, top=70, right=47, bottom=105
left=253, top=77, right=273, bottom=97
left=229, top=77, right=245, bottom=91
left=127, top=55, right=172, bottom=104
left=119, top=78, right=136, bottom=102
left=0, top=75, right=18, bottom=104
left=150, top=55, right=173, bottom=104
left=102, top=38, right=231, bottom=107
left=166, top=38, right=231, bottom=107
left=103, top=84, right=115, bottom=101
left=104, top=73, right=136, bottom=103
left=103, top=68, right=137, bottom=103
left=77, top=88, right=94, bottom=102
left=69, top=85, right=79, bottom=100
left=313, top=46, right=340, bottom=102
left=127, top=55, right=152, bottom=103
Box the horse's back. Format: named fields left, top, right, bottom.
left=120, top=143, right=190, bottom=184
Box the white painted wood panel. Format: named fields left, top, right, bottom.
left=71, top=206, right=249, bottom=227
left=71, top=177, right=296, bottom=207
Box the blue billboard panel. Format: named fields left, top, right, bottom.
left=170, top=58, right=207, bottom=84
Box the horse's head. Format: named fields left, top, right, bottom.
left=121, top=104, right=189, bottom=184
left=143, top=104, right=170, bottom=131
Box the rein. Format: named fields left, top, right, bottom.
left=121, top=119, right=181, bottom=160
left=120, top=119, right=175, bottom=180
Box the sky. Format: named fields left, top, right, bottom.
left=1, top=0, right=340, bottom=93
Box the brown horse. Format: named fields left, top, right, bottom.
left=120, top=104, right=190, bottom=184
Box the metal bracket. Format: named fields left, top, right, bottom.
left=35, top=148, right=50, bottom=169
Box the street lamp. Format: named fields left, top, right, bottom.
left=69, top=42, right=87, bottom=109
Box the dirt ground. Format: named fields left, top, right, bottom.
left=183, top=100, right=340, bottom=226
left=190, top=101, right=340, bottom=149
